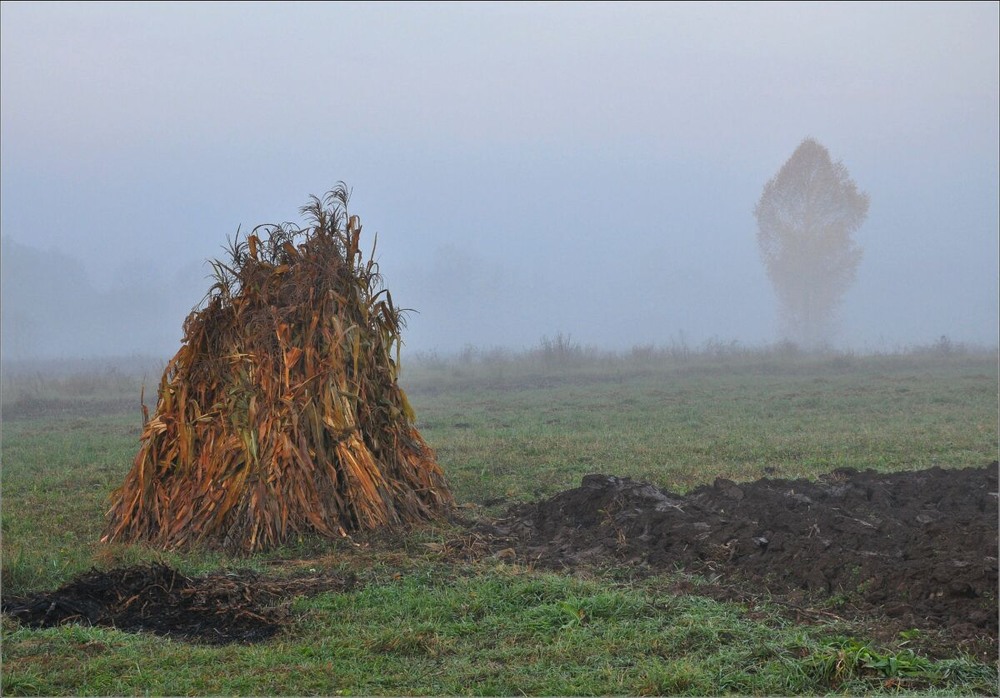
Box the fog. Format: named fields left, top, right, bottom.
left=2, top=2, right=997, bottom=361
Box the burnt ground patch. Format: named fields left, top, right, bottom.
left=477, top=463, right=998, bottom=659
left=2, top=563, right=355, bottom=644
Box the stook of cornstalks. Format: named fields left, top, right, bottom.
left=103, top=185, right=453, bottom=552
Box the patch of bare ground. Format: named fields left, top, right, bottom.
left=2, top=564, right=355, bottom=644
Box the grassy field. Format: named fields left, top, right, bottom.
left=1, top=347, right=998, bottom=695
left=405, top=347, right=998, bottom=506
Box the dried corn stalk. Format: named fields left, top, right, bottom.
left=103, top=185, right=453, bottom=552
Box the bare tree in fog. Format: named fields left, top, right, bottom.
left=754, top=138, right=869, bottom=349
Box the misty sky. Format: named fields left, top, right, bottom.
left=2, top=1, right=997, bottom=359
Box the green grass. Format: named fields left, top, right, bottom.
left=403, top=350, right=998, bottom=506
left=3, top=569, right=995, bottom=695
left=2, top=348, right=997, bottom=695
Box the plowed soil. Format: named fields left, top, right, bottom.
left=481, top=462, right=998, bottom=658
left=2, top=564, right=355, bottom=644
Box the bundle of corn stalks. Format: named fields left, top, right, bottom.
left=103, top=185, right=452, bottom=552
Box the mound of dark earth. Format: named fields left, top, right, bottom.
left=484, top=463, right=998, bottom=656
left=2, top=563, right=354, bottom=644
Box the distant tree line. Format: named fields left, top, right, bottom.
left=0, top=237, right=199, bottom=360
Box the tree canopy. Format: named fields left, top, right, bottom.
left=755, top=138, right=869, bottom=348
